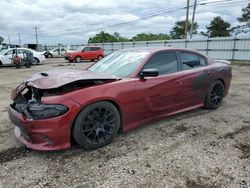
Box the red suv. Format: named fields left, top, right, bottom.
left=64, top=46, right=104, bottom=62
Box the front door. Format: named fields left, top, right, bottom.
left=82, top=47, right=92, bottom=60
left=136, top=51, right=184, bottom=116
left=2, top=49, right=14, bottom=65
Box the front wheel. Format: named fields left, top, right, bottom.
left=205, top=80, right=224, bottom=109
left=72, top=101, right=120, bottom=150
left=75, top=56, right=82, bottom=63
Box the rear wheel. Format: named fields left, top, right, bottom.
left=72, top=101, right=120, bottom=150
left=205, top=80, right=224, bottom=109
left=48, top=53, right=53, bottom=58
left=97, top=55, right=103, bottom=61
left=33, top=58, right=39, bottom=65
left=75, top=56, right=82, bottom=63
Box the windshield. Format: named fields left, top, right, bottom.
left=0, top=50, right=8, bottom=55
left=75, top=46, right=84, bottom=51
left=88, top=50, right=150, bottom=77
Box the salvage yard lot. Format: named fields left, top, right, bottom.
left=0, top=58, right=249, bottom=187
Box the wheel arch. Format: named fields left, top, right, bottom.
left=69, top=99, right=124, bottom=144
left=217, top=78, right=225, bottom=87
left=34, top=57, right=40, bottom=63
left=75, top=55, right=82, bottom=62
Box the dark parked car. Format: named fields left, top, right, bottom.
left=8, top=47, right=232, bottom=151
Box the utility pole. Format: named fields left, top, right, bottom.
left=34, top=26, right=39, bottom=48
left=190, top=0, right=197, bottom=39
left=18, top=34, right=21, bottom=46
left=184, top=0, right=190, bottom=39
left=8, top=35, right=11, bottom=44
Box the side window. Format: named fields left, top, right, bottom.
left=180, top=52, right=206, bottom=70
left=199, top=56, right=207, bottom=66
left=91, top=47, right=100, bottom=51
left=83, top=47, right=91, bottom=51
left=143, top=52, right=178, bottom=75
left=18, top=49, right=24, bottom=54
left=6, top=50, right=14, bottom=55
left=61, top=48, right=65, bottom=52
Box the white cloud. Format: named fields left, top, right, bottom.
left=0, top=0, right=248, bottom=44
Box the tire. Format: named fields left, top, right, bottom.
left=75, top=56, right=82, bottom=63
left=25, top=63, right=31, bottom=68
left=33, top=58, right=39, bottom=65
left=48, top=54, right=53, bottom=58
left=97, top=55, right=103, bottom=61
left=205, top=80, right=224, bottom=110
left=72, top=101, right=120, bottom=150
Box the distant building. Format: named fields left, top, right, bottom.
left=23, top=44, right=43, bottom=51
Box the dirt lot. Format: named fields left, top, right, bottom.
left=0, top=58, right=249, bottom=188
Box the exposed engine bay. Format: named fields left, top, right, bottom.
left=11, top=79, right=114, bottom=120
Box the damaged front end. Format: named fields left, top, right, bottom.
left=8, top=76, right=118, bottom=150
left=11, top=78, right=115, bottom=120
left=11, top=82, right=69, bottom=120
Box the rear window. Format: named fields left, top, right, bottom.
left=91, top=47, right=100, bottom=51
left=180, top=52, right=207, bottom=70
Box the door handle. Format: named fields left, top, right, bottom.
left=177, top=80, right=184, bottom=85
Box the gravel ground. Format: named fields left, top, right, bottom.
left=0, top=58, right=249, bottom=188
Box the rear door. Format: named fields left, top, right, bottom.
left=135, top=51, right=185, bottom=116
left=91, top=47, right=100, bottom=59
left=176, top=51, right=211, bottom=108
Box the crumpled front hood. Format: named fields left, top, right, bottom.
left=26, top=69, right=120, bottom=89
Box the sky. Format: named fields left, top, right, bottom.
left=0, top=0, right=249, bottom=45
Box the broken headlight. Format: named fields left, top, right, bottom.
left=28, top=103, right=68, bottom=119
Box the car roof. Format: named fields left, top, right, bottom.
left=118, top=47, right=206, bottom=57
left=8, top=47, right=38, bottom=52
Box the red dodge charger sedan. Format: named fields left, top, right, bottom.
left=9, top=48, right=232, bottom=151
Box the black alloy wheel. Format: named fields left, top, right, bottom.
left=205, top=80, right=224, bottom=109
left=73, top=101, right=120, bottom=149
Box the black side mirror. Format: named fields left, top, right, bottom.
left=139, top=69, right=159, bottom=78
left=82, top=50, right=85, bottom=52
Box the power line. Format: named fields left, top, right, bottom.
left=40, top=0, right=248, bottom=38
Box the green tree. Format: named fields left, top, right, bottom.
left=170, top=20, right=198, bottom=39
left=237, top=3, right=250, bottom=22
left=0, top=36, right=4, bottom=44
left=113, top=32, right=129, bottom=42
left=204, top=16, right=231, bottom=37
left=132, top=33, right=171, bottom=41
left=88, top=31, right=129, bottom=43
